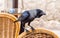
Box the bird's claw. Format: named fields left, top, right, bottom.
left=30, top=26, right=35, bottom=31
left=25, top=29, right=30, bottom=32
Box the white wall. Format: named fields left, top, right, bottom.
left=5, top=0, right=13, bottom=11
left=0, top=0, right=5, bottom=12
left=0, top=0, right=13, bottom=12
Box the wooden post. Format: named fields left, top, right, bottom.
left=13, top=0, right=18, bottom=17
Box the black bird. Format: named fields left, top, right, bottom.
left=14, top=9, right=46, bottom=34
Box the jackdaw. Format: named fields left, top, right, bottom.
left=14, top=9, right=46, bottom=34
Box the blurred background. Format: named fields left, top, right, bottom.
left=0, top=0, right=60, bottom=37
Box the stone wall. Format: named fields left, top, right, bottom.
left=18, top=0, right=60, bottom=30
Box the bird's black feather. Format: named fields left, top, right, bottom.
left=14, top=9, right=46, bottom=34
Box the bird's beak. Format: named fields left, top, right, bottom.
left=42, top=12, right=46, bottom=15
left=43, top=13, right=46, bottom=15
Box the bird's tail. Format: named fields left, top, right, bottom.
left=14, top=20, right=19, bottom=23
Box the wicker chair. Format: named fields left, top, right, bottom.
left=18, top=28, right=58, bottom=38
left=0, top=13, right=20, bottom=38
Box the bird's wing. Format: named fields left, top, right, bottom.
left=19, top=12, right=29, bottom=21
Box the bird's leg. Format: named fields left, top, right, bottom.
left=19, top=22, right=25, bottom=34
left=28, top=22, right=35, bottom=31
left=19, top=22, right=29, bottom=34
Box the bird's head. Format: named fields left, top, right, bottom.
left=36, top=9, right=46, bottom=18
